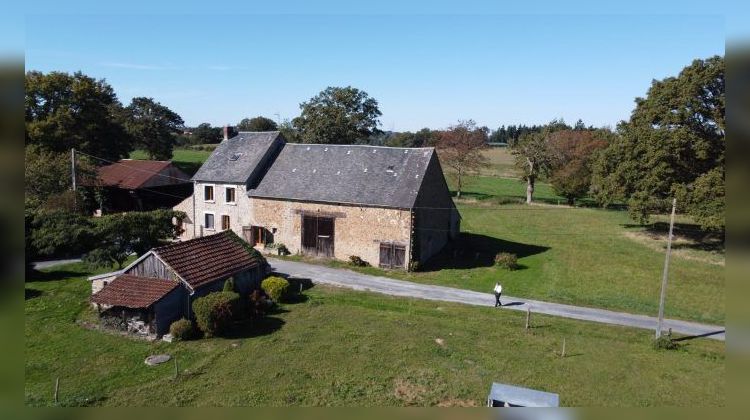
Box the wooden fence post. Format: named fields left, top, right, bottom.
left=525, top=308, right=531, bottom=330
left=54, top=377, right=59, bottom=404
left=561, top=339, right=566, bottom=358
left=174, top=357, right=179, bottom=379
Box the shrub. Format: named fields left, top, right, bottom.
left=494, top=252, right=519, bottom=270
left=349, top=255, right=370, bottom=267
left=261, top=276, right=290, bottom=302
left=192, top=291, right=240, bottom=337
left=408, top=261, right=421, bottom=272
left=653, top=336, right=680, bottom=351
left=276, top=244, right=290, bottom=256
left=169, top=318, right=194, bottom=341
left=223, top=277, right=235, bottom=292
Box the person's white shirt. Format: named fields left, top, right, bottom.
left=494, top=283, right=502, bottom=294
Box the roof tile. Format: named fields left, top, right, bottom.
left=91, top=274, right=178, bottom=309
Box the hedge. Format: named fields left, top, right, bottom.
left=192, top=291, right=240, bottom=337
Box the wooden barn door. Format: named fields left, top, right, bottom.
left=301, top=215, right=335, bottom=258
left=379, top=243, right=406, bottom=269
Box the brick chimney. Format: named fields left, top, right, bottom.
left=223, top=125, right=230, bottom=141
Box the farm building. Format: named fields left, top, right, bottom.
left=175, top=131, right=460, bottom=269
left=88, top=230, right=266, bottom=337
left=94, top=159, right=192, bottom=213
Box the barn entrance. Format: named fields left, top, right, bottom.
left=301, top=215, right=334, bottom=257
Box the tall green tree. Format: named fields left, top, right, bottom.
left=237, top=116, right=278, bottom=132
left=547, top=129, right=610, bottom=204
left=591, top=56, right=725, bottom=230
left=511, top=130, right=555, bottom=204
left=25, top=71, right=132, bottom=161
left=84, top=210, right=185, bottom=269
left=293, top=86, right=382, bottom=144
left=192, top=122, right=222, bottom=144
left=124, top=97, right=184, bottom=160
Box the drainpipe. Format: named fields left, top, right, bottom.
left=192, top=180, right=196, bottom=238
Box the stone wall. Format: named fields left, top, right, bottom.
left=186, top=181, right=253, bottom=240
left=251, top=198, right=413, bottom=268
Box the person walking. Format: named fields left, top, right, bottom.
left=493, top=281, right=503, bottom=307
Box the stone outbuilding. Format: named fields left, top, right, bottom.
left=175, top=131, right=460, bottom=269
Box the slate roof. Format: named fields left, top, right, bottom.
left=153, top=230, right=262, bottom=289
left=192, top=132, right=283, bottom=183
left=249, top=144, right=436, bottom=208
left=91, top=274, right=178, bottom=309
left=97, top=160, right=190, bottom=190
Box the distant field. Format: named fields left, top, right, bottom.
left=25, top=263, right=725, bottom=406
left=130, top=149, right=211, bottom=176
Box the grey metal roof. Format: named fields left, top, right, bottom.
left=192, top=131, right=282, bottom=183
left=249, top=144, right=436, bottom=209
left=487, top=382, right=560, bottom=407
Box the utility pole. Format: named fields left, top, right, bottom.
left=71, top=148, right=77, bottom=208
left=656, top=198, right=677, bottom=339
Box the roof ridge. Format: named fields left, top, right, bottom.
left=284, top=143, right=435, bottom=151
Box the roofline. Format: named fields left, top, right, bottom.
left=151, top=250, right=195, bottom=295
left=87, top=270, right=124, bottom=281
left=236, top=130, right=281, bottom=134
left=283, top=143, right=434, bottom=152
left=246, top=194, right=413, bottom=211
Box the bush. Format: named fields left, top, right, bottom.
left=408, top=261, right=421, bottom=272
left=169, top=318, right=195, bottom=341
left=223, top=277, right=235, bottom=292
left=494, top=252, right=519, bottom=270
left=276, top=244, right=290, bottom=256
left=349, top=255, right=370, bottom=267
left=192, top=291, right=240, bottom=338
left=261, top=276, right=290, bottom=302
left=653, top=336, right=680, bottom=351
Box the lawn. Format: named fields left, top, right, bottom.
left=25, top=263, right=725, bottom=407
left=130, top=148, right=211, bottom=176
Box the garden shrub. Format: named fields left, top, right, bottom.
left=169, top=318, right=195, bottom=341
left=653, top=336, right=680, bottom=351
left=348, top=255, right=370, bottom=267
left=261, top=276, right=290, bottom=302
left=494, top=252, right=519, bottom=270
left=276, top=244, right=290, bottom=256
left=408, top=261, right=421, bottom=272
left=223, top=277, right=235, bottom=292
left=192, top=291, right=240, bottom=337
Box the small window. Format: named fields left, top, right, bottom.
left=221, top=215, right=230, bottom=230
left=204, top=213, right=215, bottom=230
left=226, top=187, right=236, bottom=204
left=204, top=185, right=214, bottom=202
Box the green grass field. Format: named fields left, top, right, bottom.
left=130, top=149, right=211, bottom=176
left=25, top=263, right=725, bottom=407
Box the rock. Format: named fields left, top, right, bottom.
left=435, top=338, right=445, bottom=346
left=162, top=334, right=174, bottom=343
left=145, top=354, right=171, bottom=366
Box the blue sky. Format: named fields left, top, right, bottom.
left=22, top=2, right=729, bottom=132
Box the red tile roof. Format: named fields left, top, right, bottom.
left=96, top=159, right=188, bottom=190
left=91, top=274, right=179, bottom=309
left=154, top=231, right=262, bottom=289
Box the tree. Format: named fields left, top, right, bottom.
left=547, top=129, right=609, bottom=204
left=278, top=118, right=300, bottom=143
left=26, top=209, right=96, bottom=261
left=25, top=71, right=132, bottom=161
left=591, top=56, right=724, bottom=230
left=511, top=130, right=555, bottom=204
left=84, top=210, right=185, bottom=269
left=192, top=123, right=222, bottom=144
left=293, top=86, right=382, bottom=144
left=124, top=97, right=184, bottom=160
left=236, top=116, right=278, bottom=132
left=436, top=120, right=489, bottom=198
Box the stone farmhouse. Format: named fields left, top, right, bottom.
left=174, top=131, right=460, bottom=269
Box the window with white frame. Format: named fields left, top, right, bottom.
left=204, top=212, right=215, bottom=230
left=204, top=185, right=214, bottom=202
left=225, top=187, right=236, bottom=204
